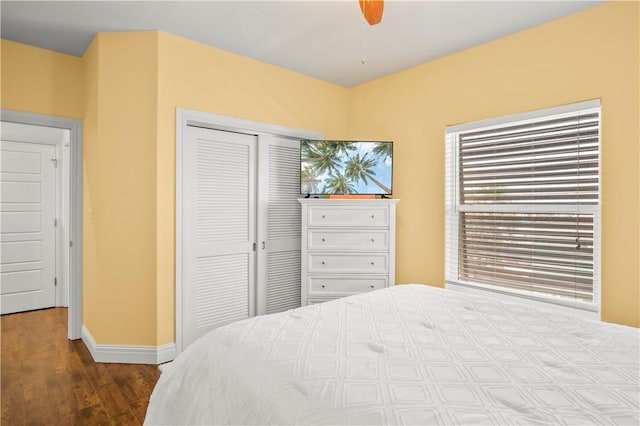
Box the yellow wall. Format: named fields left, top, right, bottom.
left=0, top=32, right=349, bottom=346
left=81, top=32, right=160, bottom=344
left=1, top=39, right=83, bottom=118
left=155, top=32, right=350, bottom=343
left=349, top=1, right=639, bottom=327
left=1, top=1, right=637, bottom=349
left=82, top=34, right=100, bottom=343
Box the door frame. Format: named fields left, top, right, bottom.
left=175, top=108, right=321, bottom=353
left=1, top=109, right=83, bottom=340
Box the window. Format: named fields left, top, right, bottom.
left=445, top=100, right=600, bottom=312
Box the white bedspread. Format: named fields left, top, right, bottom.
left=145, top=284, right=639, bottom=425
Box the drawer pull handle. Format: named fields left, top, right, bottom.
left=322, top=214, right=326, bottom=219
left=322, top=284, right=326, bottom=288
left=371, top=214, right=375, bottom=219
left=370, top=285, right=375, bottom=289
left=371, top=238, right=375, bottom=242
left=370, top=261, right=375, bottom=266
left=321, top=261, right=326, bottom=265
left=321, top=238, right=326, bottom=242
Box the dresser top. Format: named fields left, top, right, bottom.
left=298, top=198, right=400, bottom=205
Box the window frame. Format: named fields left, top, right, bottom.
left=445, top=100, right=601, bottom=315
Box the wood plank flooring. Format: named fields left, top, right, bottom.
left=1, top=308, right=161, bottom=425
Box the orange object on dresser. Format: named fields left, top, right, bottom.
left=329, top=194, right=376, bottom=199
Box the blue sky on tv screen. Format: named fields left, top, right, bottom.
left=301, top=141, right=392, bottom=194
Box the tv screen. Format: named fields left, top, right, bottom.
left=300, top=140, right=393, bottom=195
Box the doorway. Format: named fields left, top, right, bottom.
left=1, top=137, right=58, bottom=313
left=0, top=110, right=83, bottom=339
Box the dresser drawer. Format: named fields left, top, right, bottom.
left=308, top=230, right=389, bottom=251
left=308, top=253, right=388, bottom=273
left=308, top=206, right=389, bottom=227
left=308, top=276, right=388, bottom=296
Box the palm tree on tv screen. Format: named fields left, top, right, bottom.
left=330, top=141, right=357, bottom=157
left=345, top=152, right=391, bottom=194
left=301, top=141, right=342, bottom=175
left=301, top=167, right=321, bottom=194
left=301, top=140, right=391, bottom=194
left=324, top=173, right=355, bottom=194
left=373, top=142, right=393, bottom=161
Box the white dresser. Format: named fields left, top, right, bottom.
left=298, top=198, right=400, bottom=305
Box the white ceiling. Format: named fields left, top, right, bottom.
left=1, top=1, right=604, bottom=87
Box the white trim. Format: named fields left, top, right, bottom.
left=155, top=342, right=177, bottom=365
left=177, top=108, right=322, bottom=139
left=446, top=99, right=601, bottom=134
left=59, top=132, right=71, bottom=307
left=0, top=110, right=83, bottom=340
left=82, top=325, right=176, bottom=365
left=175, top=108, right=321, bottom=354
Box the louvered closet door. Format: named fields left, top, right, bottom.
left=183, top=126, right=257, bottom=348
left=256, top=136, right=302, bottom=315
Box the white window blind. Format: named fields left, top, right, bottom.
left=446, top=100, right=600, bottom=311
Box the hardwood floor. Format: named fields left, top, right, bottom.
left=1, top=308, right=160, bottom=425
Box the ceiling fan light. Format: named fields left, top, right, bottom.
left=359, top=0, right=384, bottom=26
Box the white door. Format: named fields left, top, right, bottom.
left=1, top=141, right=56, bottom=314
left=183, top=126, right=257, bottom=347
left=257, top=135, right=302, bottom=315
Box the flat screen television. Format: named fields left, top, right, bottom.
left=300, top=140, right=393, bottom=196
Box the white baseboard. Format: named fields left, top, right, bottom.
left=82, top=325, right=176, bottom=364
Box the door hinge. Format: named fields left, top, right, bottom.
left=54, top=218, right=58, bottom=227
left=69, top=241, right=73, bottom=247
left=51, top=158, right=58, bottom=168
left=54, top=277, right=57, bottom=286
left=252, top=242, right=257, bottom=251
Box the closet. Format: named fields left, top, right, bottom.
left=180, top=123, right=308, bottom=349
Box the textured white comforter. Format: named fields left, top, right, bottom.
left=145, top=284, right=639, bottom=425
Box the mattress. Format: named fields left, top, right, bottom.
left=144, top=284, right=639, bottom=425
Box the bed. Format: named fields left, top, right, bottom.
left=144, top=284, right=639, bottom=425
